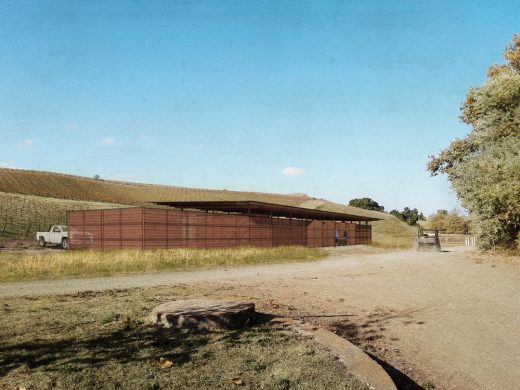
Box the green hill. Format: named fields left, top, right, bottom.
left=0, top=168, right=415, bottom=246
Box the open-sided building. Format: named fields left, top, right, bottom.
left=67, top=201, right=379, bottom=250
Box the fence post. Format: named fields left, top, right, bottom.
left=25, top=223, right=32, bottom=238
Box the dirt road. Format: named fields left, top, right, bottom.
left=1, top=246, right=519, bottom=389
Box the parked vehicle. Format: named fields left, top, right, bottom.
left=417, top=228, right=441, bottom=252
left=36, top=225, right=68, bottom=249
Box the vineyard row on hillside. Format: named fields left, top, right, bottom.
left=0, top=192, right=128, bottom=239
left=0, top=168, right=309, bottom=208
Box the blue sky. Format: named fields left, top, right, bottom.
left=1, top=1, right=518, bottom=215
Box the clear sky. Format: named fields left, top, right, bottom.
left=1, top=1, right=518, bottom=215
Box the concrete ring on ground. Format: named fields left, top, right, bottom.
left=151, top=299, right=256, bottom=330
left=274, top=317, right=397, bottom=390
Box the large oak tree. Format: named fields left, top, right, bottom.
left=428, top=35, right=520, bottom=249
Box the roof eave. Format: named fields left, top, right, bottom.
left=152, top=200, right=381, bottom=222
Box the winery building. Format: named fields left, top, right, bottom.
left=67, top=201, right=378, bottom=250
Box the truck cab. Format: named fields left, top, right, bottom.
left=416, top=228, right=441, bottom=252
left=36, top=225, right=68, bottom=249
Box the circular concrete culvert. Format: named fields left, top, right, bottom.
left=151, top=299, right=255, bottom=330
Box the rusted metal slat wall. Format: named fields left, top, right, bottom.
left=354, top=224, right=371, bottom=244
left=68, top=208, right=372, bottom=250
left=304, top=221, right=371, bottom=246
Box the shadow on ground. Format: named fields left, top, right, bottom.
left=0, top=322, right=206, bottom=376
left=253, top=311, right=277, bottom=325
left=0, top=310, right=284, bottom=379
left=367, top=352, right=425, bottom=390
left=327, top=309, right=428, bottom=390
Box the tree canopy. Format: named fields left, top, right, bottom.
left=428, top=35, right=520, bottom=249
left=348, top=197, right=384, bottom=212
left=390, top=207, right=425, bottom=226
left=428, top=210, right=470, bottom=234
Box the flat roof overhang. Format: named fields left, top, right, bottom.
left=152, top=200, right=380, bottom=222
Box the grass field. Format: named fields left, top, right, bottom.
left=0, top=285, right=367, bottom=390
left=0, top=246, right=327, bottom=282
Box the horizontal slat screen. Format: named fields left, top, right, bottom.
left=67, top=208, right=372, bottom=249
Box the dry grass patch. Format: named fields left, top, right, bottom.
left=371, top=218, right=416, bottom=250
left=472, top=249, right=520, bottom=266
left=0, top=246, right=327, bottom=282
left=0, top=285, right=367, bottom=390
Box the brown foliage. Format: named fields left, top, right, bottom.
left=504, top=34, right=520, bottom=72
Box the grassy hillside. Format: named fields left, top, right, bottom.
left=0, top=168, right=416, bottom=246
left=0, top=168, right=385, bottom=217
left=0, top=192, right=128, bottom=239
left=0, top=168, right=312, bottom=207
left=371, top=217, right=417, bottom=249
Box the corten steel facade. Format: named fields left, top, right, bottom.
left=68, top=206, right=374, bottom=250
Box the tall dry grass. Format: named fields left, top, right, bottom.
left=0, top=246, right=326, bottom=282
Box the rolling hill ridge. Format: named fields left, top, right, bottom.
left=0, top=168, right=414, bottom=246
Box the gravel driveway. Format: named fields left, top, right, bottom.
left=1, top=246, right=519, bottom=390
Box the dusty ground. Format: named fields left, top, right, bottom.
left=2, top=246, right=519, bottom=390
left=0, top=239, right=55, bottom=252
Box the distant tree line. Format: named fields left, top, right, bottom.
left=348, top=197, right=425, bottom=226
left=389, top=207, right=425, bottom=226
left=348, top=196, right=469, bottom=232
left=348, top=198, right=384, bottom=211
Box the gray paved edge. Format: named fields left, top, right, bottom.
left=277, top=317, right=397, bottom=390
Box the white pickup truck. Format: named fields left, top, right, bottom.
left=36, top=225, right=69, bottom=249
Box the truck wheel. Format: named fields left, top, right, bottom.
left=38, top=237, right=46, bottom=247
left=61, top=238, right=69, bottom=250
